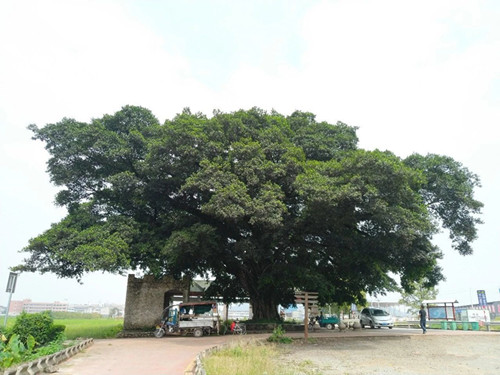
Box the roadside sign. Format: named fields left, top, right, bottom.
left=294, top=291, right=318, bottom=304
left=6, top=272, right=18, bottom=293
left=477, top=290, right=487, bottom=307
left=4, top=272, right=18, bottom=327
left=294, top=291, right=319, bottom=339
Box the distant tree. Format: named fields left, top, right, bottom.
left=109, top=307, right=120, bottom=318
left=15, top=106, right=483, bottom=320
left=399, top=280, right=439, bottom=316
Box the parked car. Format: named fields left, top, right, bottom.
left=360, top=307, right=394, bottom=329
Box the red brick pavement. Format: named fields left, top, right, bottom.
left=56, top=334, right=248, bottom=375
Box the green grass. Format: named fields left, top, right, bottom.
left=54, top=318, right=123, bottom=339
left=2, top=315, right=123, bottom=339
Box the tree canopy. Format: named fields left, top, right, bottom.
left=16, top=106, right=483, bottom=319
left=398, top=280, right=438, bottom=316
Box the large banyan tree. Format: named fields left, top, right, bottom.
left=17, top=106, right=483, bottom=319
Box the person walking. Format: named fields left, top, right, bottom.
left=419, top=304, right=427, bottom=334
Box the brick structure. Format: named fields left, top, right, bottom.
left=124, top=274, right=209, bottom=330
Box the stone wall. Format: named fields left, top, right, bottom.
left=123, top=274, right=190, bottom=330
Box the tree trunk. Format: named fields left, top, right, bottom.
left=250, top=296, right=280, bottom=321
left=240, top=264, right=281, bottom=321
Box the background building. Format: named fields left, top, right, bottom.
left=9, top=299, right=68, bottom=315
left=8, top=299, right=124, bottom=317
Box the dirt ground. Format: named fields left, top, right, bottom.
left=278, top=332, right=500, bottom=375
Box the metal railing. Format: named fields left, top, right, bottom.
left=483, top=321, right=500, bottom=332
left=394, top=320, right=500, bottom=332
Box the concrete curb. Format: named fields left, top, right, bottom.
left=2, top=338, right=94, bottom=375
left=184, top=344, right=219, bottom=375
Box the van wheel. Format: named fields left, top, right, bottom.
left=326, top=323, right=333, bottom=330
left=194, top=328, right=203, bottom=337
left=370, top=321, right=375, bottom=329
left=360, top=320, right=365, bottom=328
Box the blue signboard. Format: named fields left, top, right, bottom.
left=429, top=307, right=446, bottom=319
left=477, top=290, right=487, bottom=306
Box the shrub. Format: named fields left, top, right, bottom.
left=11, top=312, right=66, bottom=346
left=48, top=324, right=66, bottom=340
left=23, top=332, right=66, bottom=362
left=267, top=325, right=292, bottom=344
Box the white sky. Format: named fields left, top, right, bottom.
left=1, top=0, right=499, bottom=307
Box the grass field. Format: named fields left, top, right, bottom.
left=55, top=318, right=124, bottom=339
left=2, top=316, right=123, bottom=339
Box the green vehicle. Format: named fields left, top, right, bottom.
left=318, top=314, right=340, bottom=330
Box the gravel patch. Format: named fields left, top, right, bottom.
left=277, top=334, right=500, bottom=375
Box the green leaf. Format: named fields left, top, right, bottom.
left=17, top=107, right=483, bottom=320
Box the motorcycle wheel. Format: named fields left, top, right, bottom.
left=154, top=327, right=165, bottom=338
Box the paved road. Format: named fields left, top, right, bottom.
left=56, top=334, right=251, bottom=375
left=55, top=328, right=488, bottom=375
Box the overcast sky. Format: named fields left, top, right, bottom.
left=1, top=0, right=499, bottom=307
